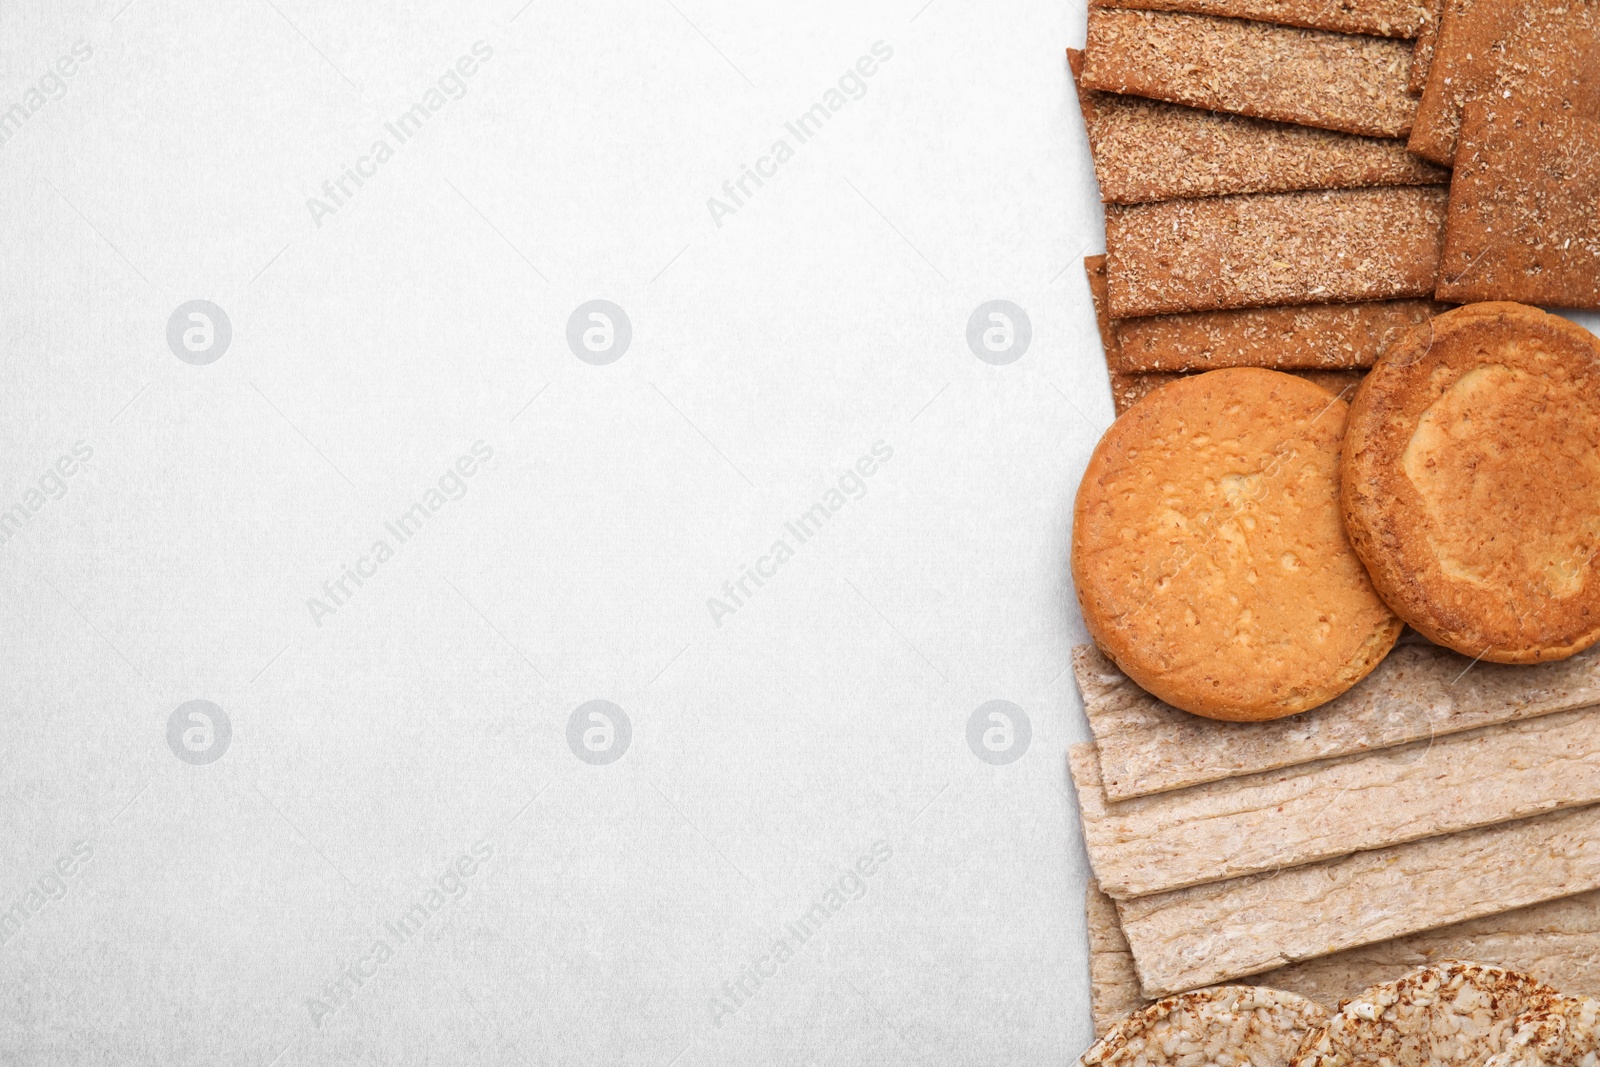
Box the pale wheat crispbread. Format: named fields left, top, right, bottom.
left=1437, top=104, right=1600, bottom=310
left=1292, top=963, right=1559, bottom=1067
left=1071, top=641, right=1600, bottom=801
left=1080, top=985, right=1327, bottom=1067
left=1080, top=9, right=1419, bottom=138
left=1091, top=0, right=1430, bottom=38
left=1406, top=0, right=1600, bottom=165
left=1090, top=882, right=1600, bottom=1021
left=1068, top=49, right=1446, bottom=204
left=1486, top=997, right=1600, bottom=1067
left=1342, top=303, right=1600, bottom=663
left=1116, top=803, right=1600, bottom=996
left=1104, top=186, right=1448, bottom=318
left=1072, top=369, right=1401, bottom=720
left=1070, top=703, right=1600, bottom=899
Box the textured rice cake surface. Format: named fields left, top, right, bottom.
left=1438, top=104, right=1600, bottom=309
left=1081, top=9, right=1419, bottom=138
left=1091, top=0, right=1430, bottom=37
left=1069, top=48, right=1444, bottom=204
left=1104, top=186, right=1447, bottom=318
left=1116, top=804, right=1600, bottom=995
left=1071, top=641, right=1600, bottom=801
left=1486, top=997, right=1600, bottom=1067
left=1292, top=963, right=1559, bottom=1067
left=1407, top=0, right=1600, bottom=164
left=1342, top=303, right=1600, bottom=662
left=1071, top=704, right=1600, bottom=898
left=1090, top=883, right=1600, bottom=1021
left=1079, top=985, right=1327, bottom=1067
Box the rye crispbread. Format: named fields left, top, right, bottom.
left=1068, top=49, right=1446, bottom=204
left=1342, top=303, right=1600, bottom=663
left=1081, top=9, right=1419, bottom=138
left=1073, top=369, right=1401, bottom=720
left=1088, top=882, right=1600, bottom=1030
left=1090, top=0, right=1431, bottom=38
left=1103, top=186, right=1448, bottom=318
left=1437, top=104, right=1600, bottom=310
left=1407, top=0, right=1600, bottom=165
left=1292, top=963, right=1559, bottom=1067
left=1116, top=804, right=1600, bottom=995
left=1407, top=0, right=1446, bottom=93
left=1071, top=641, right=1600, bottom=801
left=1486, top=997, right=1600, bottom=1067
left=1080, top=985, right=1327, bottom=1067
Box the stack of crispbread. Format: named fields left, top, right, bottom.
left=1071, top=639, right=1600, bottom=1033
left=1072, top=0, right=1600, bottom=414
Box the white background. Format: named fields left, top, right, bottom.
left=0, top=0, right=1111, bottom=1063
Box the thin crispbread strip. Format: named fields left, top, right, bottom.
left=1069, top=703, right=1600, bottom=899
left=1087, top=879, right=1147, bottom=1034
left=1115, top=802, right=1600, bottom=996
left=1080, top=8, right=1419, bottom=138
left=1068, top=49, right=1446, bottom=204
left=1083, top=258, right=1370, bottom=412
left=1407, top=0, right=1446, bottom=93
left=1087, top=881, right=1600, bottom=1019
left=1437, top=103, right=1600, bottom=310
left=1090, top=0, right=1429, bottom=38
left=1071, top=641, right=1600, bottom=801
left=1407, top=0, right=1600, bottom=165
left=1104, top=186, right=1447, bottom=318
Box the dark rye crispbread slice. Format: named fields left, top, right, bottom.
left=1115, top=300, right=1442, bottom=372
left=1407, top=0, right=1447, bottom=93
left=1080, top=8, right=1420, bottom=138
left=1068, top=49, right=1447, bottom=203
left=1091, top=0, right=1431, bottom=38
left=1438, top=104, right=1600, bottom=309
left=1103, top=186, right=1448, bottom=318
left=1407, top=0, right=1600, bottom=165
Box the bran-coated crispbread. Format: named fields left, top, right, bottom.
left=1081, top=9, right=1419, bottom=138
left=1486, top=997, right=1600, bottom=1067
left=1068, top=49, right=1446, bottom=204
left=1437, top=103, right=1600, bottom=310
left=1342, top=303, right=1600, bottom=663
left=1406, top=0, right=1600, bottom=165
left=1291, top=963, right=1559, bottom=1067
left=1407, top=0, right=1446, bottom=93
left=1073, top=368, right=1401, bottom=721
left=1091, top=0, right=1431, bottom=38
left=1081, top=986, right=1328, bottom=1067
left=1104, top=186, right=1448, bottom=318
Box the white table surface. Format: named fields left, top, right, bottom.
left=2, top=0, right=1130, bottom=1063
